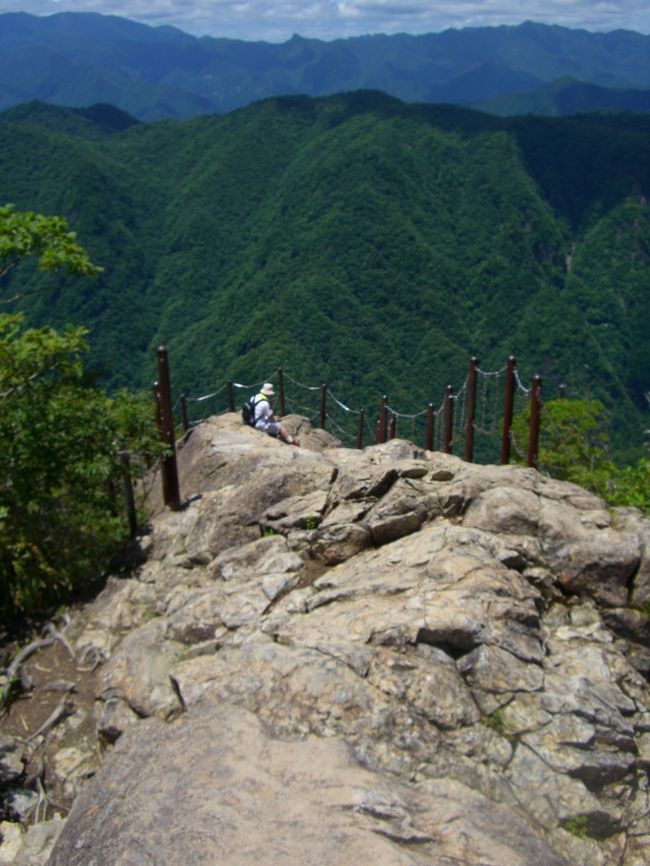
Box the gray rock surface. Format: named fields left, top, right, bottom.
left=13, top=818, right=64, bottom=866
left=12, top=412, right=648, bottom=866
left=49, top=700, right=572, bottom=866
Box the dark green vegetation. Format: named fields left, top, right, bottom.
left=0, top=202, right=102, bottom=294
left=0, top=13, right=649, bottom=120
left=513, top=399, right=650, bottom=513
left=0, top=314, right=162, bottom=619
left=0, top=209, right=164, bottom=622
left=1, top=92, right=649, bottom=459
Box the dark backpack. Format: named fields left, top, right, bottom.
left=242, top=395, right=266, bottom=427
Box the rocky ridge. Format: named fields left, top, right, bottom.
left=2, top=412, right=650, bottom=865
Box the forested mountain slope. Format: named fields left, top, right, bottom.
left=1, top=13, right=649, bottom=119
left=1, top=94, right=648, bottom=454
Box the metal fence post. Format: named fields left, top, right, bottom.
left=156, top=346, right=181, bottom=511
left=464, top=356, right=479, bottom=463
left=152, top=380, right=171, bottom=506
left=426, top=403, right=434, bottom=451
left=320, top=383, right=327, bottom=429
left=227, top=381, right=236, bottom=413
left=443, top=385, right=454, bottom=454
left=527, top=375, right=543, bottom=469
left=379, top=396, right=388, bottom=443
left=389, top=412, right=397, bottom=440
left=278, top=367, right=286, bottom=417
left=152, top=380, right=163, bottom=431
left=180, top=394, right=190, bottom=433
left=356, top=409, right=365, bottom=449
left=500, top=355, right=516, bottom=465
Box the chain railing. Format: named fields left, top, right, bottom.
left=153, top=346, right=549, bottom=510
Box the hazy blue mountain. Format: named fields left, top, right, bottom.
left=478, top=77, right=650, bottom=116
left=0, top=13, right=649, bottom=119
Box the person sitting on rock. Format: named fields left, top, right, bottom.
left=253, top=383, right=299, bottom=446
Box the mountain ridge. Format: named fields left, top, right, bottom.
left=480, top=76, right=650, bottom=116
left=0, top=13, right=649, bottom=119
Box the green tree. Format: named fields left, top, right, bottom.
left=607, top=457, right=650, bottom=513
left=0, top=203, right=102, bottom=303
left=0, top=313, right=162, bottom=616
left=528, top=398, right=610, bottom=486
left=0, top=206, right=159, bottom=619
left=512, top=397, right=650, bottom=514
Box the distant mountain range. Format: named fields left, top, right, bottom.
left=0, top=12, right=649, bottom=119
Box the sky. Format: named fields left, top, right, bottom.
left=1, top=0, right=649, bottom=43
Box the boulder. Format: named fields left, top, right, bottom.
left=49, top=700, right=572, bottom=866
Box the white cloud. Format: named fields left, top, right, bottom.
left=0, top=0, right=648, bottom=41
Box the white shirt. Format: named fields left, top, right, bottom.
left=253, top=395, right=274, bottom=430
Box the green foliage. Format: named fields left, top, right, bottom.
left=0, top=203, right=102, bottom=298
left=480, top=709, right=509, bottom=736
left=0, top=95, right=648, bottom=456
left=0, top=313, right=163, bottom=618
left=512, top=398, right=650, bottom=514
left=563, top=816, right=590, bottom=840
left=604, top=457, right=650, bottom=513
left=517, top=398, right=610, bottom=481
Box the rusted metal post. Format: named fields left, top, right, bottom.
left=278, top=368, right=286, bottom=417
left=527, top=375, right=543, bottom=469
left=375, top=417, right=381, bottom=444
left=464, top=356, right=479, bottom=463
left=389, top=412, right=397, bottom=440
left=426, top=403, right=434, bottom=451
left=379, top=396, right=388, bottom=443
left=558, top=383, right=567, bottom=399
left=152, top=380, right=163, bottom=432
left=356, top=409, right=365, bottom=449
left=120, top=452, right=138, bottom=538
left=152, top=380, right=171, bottom=507
left=500, top=355, right=516, bottom=465
left=156, top=346, right=181, bottom=511
left=443, top=385, right=454, bottom=454
left=227, top=381, right=236, bottom=413
left=180, top=394, right=190, bottom=432
left=320, top=383, right=327, bottom=429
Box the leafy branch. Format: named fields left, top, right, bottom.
left=0, top=203, right=102, bottom=303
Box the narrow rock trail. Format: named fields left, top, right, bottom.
left=1, top=413, right=649, bottom=865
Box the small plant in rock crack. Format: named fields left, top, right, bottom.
left=564, top=816, right=590, bottom=839
left=480, top=709, right=509, bottom=736
left=141, top=604, right=160, bottom=621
